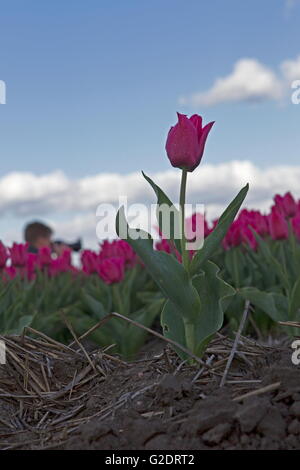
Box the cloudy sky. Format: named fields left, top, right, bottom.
left=0, top=0, right=300, bottom=247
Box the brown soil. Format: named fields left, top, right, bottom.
left=0, top=331, right=299, bottom=450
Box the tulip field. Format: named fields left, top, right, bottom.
left=1, top=189, right=300, bottom=354
left=0, top=239, right=164, bottom=359
left=1, top=113, right=300, bottom=451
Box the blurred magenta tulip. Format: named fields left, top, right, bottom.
left=165, top=113, right=214, bottom=172
left=26, top=253, right=38, bottom=280
left=0, top=242, right=8, bottom=268
left=185, top=213, right=210, bottom=241
left=9, top=243, right=28, bottom=267
left=4, top=266, right=16, bottom=280
left=268, top=208, right=289, bottom=240
left=274, top=192, right=297, bottom=218
left=49, top=249, right=72, bottom=276
left=292, top=215, right=300, bottom=240
left=99, top=240, right=136, bottom=267
left=222, top=220, right=242, bottom=250
left=38, top=246, right=52, bottom=268
left=156, top=238, right=172, bottom=254
left=81, top=249, right=99, bottom=274
left=97, top=257, right=125, bottom=284
left=156, top=238, right=182, bottom=263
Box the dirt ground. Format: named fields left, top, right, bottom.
left=0, top=331, right=299, bottom=450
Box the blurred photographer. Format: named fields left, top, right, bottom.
left=24, top=221, right=79, bottom=256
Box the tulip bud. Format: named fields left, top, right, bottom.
left=268, top=207, right=289, bottom=240
left=38, top=246, right=52, bottom=268
left=99, top=240, right=136, bottom=268
left=81, top=249, right=99, bottom=274
left=0, top=242, right=8, bottom=269
left=4, top=266, right=16, bottom=280
left=9, top=243, right=28, bottom=267
left=26, top=253, right=38, bottom=280
left=292, top=215, right=300, bottom=240
left=156, top=238, right=172, bottom=254
left=185, top=213, right=210, bottom=240
left=49, top=249, right=72, bottom=276
left=222, top=220, right=242, bottom=250
left=97, top=257, right=125, bottom=285
left=274, top=192, right=297, bottom=218
left=165, top=113, right=214, bottom=172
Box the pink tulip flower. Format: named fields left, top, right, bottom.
left=81, top=250, right=99, bottom=274
left=9, top=243, right=28, bottom=267
left=274, top=192, right=297, bottom=218
left=156, top=239, right=182, bottom=263
left=0, top=242, right=8, bottom=268
left=4, top=266, right=17, bottom=280
left=185, top=213, right=210, bottom=241
left=268, top=207, right=289, bottom=240
left=292, top=215, right=300, bottom=240
left=38, top=246, right=52, bottom=268
left=222, top=221, right=242, bottom=250
left=156, top=238, right=172, bottom=254
left=97, top=257, right=125, bottom=285
left=99, top=240, right=136, bottom=267
left=165, top=113, right=214, bottom=172
left=26, top=253, right=38, bottom=280
left=49, top=249, right=72, bottom=276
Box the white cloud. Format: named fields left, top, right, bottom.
left=180, top=55, right=300, bottom=107
left=180, top=59, right=283, bottom=107
left=0, top=170, right=72, bottom=214
left=281, top=55, right=300, bottom=82
left=1, top=162, right=300, bottom=248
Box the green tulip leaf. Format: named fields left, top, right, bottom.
left=161, top=261, right=235, bottom=360
left=161, top=300, right=188, bottom=360
left=190, top=184, right=249, bottom=275
left=142, top=171, right=182, bottom=253
left=8, top=315, right=34, bottom=335
left=250, top=229, right=290, bottom=291
left=289, top=277, right=300, bottom=321
left=238, top=287, right=288, bottom=322
left=116, top=206, right=201, bottom=323
left=192, top=261, right=236, bottom=356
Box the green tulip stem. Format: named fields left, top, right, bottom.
left=288, top=219, right=296, bottom=256
left=184, top=320, right=196, bottom=358
left=179, top=169, right=190, bottom=272
left=113, top=284, right=123, bottom=315
left=180, top=169, right=195, bottom=354
left=287, top=218, right=299, bottom=273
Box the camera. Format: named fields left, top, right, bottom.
left=53, top=238, right=82, bottom=252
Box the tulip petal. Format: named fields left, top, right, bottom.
left=190, top=121, right=215, bottom=171
left=165, top=113, right=199, bottom=171
left=189, top=114, right=203, bottom=138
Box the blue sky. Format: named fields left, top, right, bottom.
left=0, top=0, right=300, bottom=246
left=0, top=0, right=300, bottom=177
